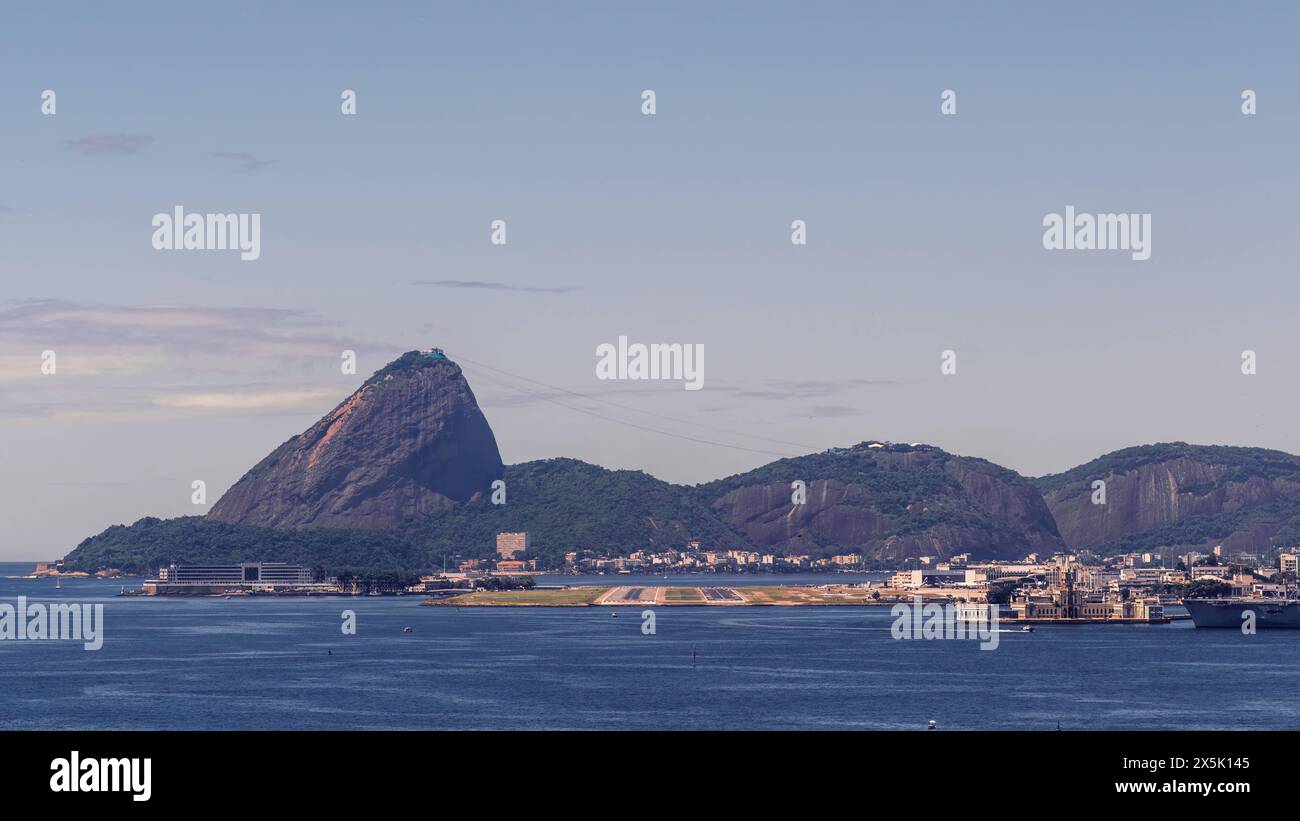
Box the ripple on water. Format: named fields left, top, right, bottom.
left=2, top=577, right=1298, bottom=729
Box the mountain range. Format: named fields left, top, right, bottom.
left=61, top=350, right=1300, bottom=573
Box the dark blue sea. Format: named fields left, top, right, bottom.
left=1, top=563, right=1295, bottom=730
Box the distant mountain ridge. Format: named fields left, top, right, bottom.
left=696, top=443, right=1063, bottom=561
left=64, top=443, right=1064, bottom=572
left=59, top=351, right=1300, bottom=573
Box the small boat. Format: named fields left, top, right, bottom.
left=1021, top=626, right=1035, bottom=633
left=610, top=612, right=618, bottom=618
left=402, top=626, right=413, bottom=633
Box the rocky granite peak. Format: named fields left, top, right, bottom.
left=207, top=349, right=504, bottom=529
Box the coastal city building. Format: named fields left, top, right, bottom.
left=964, top=562, right=1044, bottom=582
left=496, top=532, right=529, bottom=560
left=1004, top=557, right=1166, bottom=623
left=496, top=559, right=537, bottom=573
left=143, top=562, right=325, bottom=595
left=1119, top=567, right=1175, bottom=585
left=1007, top=589, right=1163, bottom=622
left=890, top=568, right=967, bottom=589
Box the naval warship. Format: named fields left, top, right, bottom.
left=1183, top=597, right=1300, bottom=628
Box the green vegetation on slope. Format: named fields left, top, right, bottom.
left=60, top=516, right=425, bottom=576
left=698, top=444, right=963, bottom=506
left=404, top=458, right=747, bottom=568
left=63, top=458, right=747, bottom=574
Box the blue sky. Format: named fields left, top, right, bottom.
left=2, top=2, right=1299, bottom=558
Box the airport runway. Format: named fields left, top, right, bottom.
left=596, top=586, right=745, bottom=605
left=700, top=587, right=743, bottom=602
left=596, top=586, right=665, bottom=605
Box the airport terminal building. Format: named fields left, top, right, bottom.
left=144, top=562, right=321, bottom=595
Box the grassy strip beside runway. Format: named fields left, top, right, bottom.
left=423, top=586, right=607, bottom=606
left=663, top=587, right=705, bottom=603
left=737, top=585, right=880, bottom=605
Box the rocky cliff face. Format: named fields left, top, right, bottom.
left=207, top=350, right=503, bottom=529
left=698, top=442, right=1064, bottom=561
left=1034, top=443, right=1300, bottom=553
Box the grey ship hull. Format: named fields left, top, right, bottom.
left=1184, top=598, right=1300, bottom=629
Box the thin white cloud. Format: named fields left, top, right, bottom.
left=0, top=299, right=383, bottom=423
left=211, top=151, right=276, bottom=171
left=65, top=134, right=155, bottom=156
left=413, top=279, right=577, bottom=294
left=797, top=405, right=869, bottom=418
left=156, top=388, right=337, bottom=411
